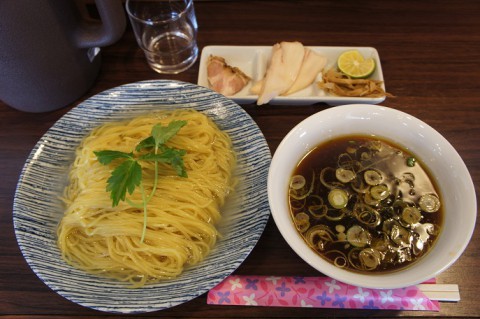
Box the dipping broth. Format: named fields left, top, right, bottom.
left=288, top=135, right=443, bottom=273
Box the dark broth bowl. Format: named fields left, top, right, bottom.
left=268, top=104, right=476, bottom=289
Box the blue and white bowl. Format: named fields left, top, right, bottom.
left=13, top=80, right=271, bottom=313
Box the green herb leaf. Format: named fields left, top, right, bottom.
left=161, top=147, right=188, bottom=177
left=152, top=120, right=187, bottom=146
left=94, top=150, right=134, bottom=165
left=407, top=156, right=416, bottom=167
left=138, top=153, right=171, bottom=162
left=170, top=155, right=187, bottom=177
left=139, top=147, right=188, bottom=177
left=95, top=120, right=188, bottom=243
left=106, top=159, right=142, bottom=206
left=135, top=136, right=155, bottom=152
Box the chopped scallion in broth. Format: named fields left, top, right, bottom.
left=288, top=135, right=443, bottom=273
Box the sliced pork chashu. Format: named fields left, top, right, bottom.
left=207, top=55, right=251, bottom=96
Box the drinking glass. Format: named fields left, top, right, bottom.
left=126, top=0, right=198, bottom=74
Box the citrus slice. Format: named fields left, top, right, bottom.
left=337, top=50, right=376, bottom=79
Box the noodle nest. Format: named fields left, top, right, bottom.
left=57, top=109, right=236, bottom=287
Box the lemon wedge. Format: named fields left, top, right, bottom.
left=337, top=50, right=376, bottom=79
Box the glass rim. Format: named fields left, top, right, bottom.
left=125, top=0, right=193, bottom=25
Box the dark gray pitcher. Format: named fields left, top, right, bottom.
left=0, top=0, right=126, bottom=112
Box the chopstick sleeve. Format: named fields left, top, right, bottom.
left=207, top=275, right=441, bottom=311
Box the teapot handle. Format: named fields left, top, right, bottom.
left=75, top=0, right=126, bottom=48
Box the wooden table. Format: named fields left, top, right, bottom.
left=1, top=0, right=479, bottom=317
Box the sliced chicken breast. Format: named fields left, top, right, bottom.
left=284, top=48, right=327, bottom=95
left=257, top=41, right=305, bottom=105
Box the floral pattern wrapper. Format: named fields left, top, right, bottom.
left=207, top=275, right=439, bottom=311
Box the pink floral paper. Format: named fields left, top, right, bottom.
left=207, top=275, right=439, bottom=311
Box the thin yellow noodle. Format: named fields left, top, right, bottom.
left=57, top=109, right=236, bottom=287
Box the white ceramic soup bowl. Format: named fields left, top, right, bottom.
left=268, top=104, right=476, bottom=289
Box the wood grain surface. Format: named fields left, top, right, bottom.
left=1, top=0, right=479, bottom=317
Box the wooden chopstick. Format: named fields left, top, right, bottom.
left=417, top=284, right=460, bottom=302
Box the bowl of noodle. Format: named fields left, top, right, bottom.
left=13, top=80, right=271, bottom=313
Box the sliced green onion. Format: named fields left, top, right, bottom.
left=360, top=151, right=371, bottom=161
left=418, top=193, right=441, bottom=212
left=356, top=207, right=382, bottom=227
left=390, top=224, right=412, bottom=247
left=337, top=153, right=355, bottom=170
left=325, top=208, right=347, bottom=221
left=335, top=168, right=356, bottom=183
left=294, top=212, right=310, bottom=233
left=401, top=206, right=422, bottom=224
left=290, top=175, right=306, bottom=190
left=328, top=189, right=349, bottom=209
left=305, top=225, right=335, bottom=251
left=363, top=192, right=380, bottom=206
left=364, top=169, right=383, bottom=186
left=308, top=204, right=328, bottom=218
left=337, top=232, right=347, bottom=241
left=346, top=225, right=371, bottom=248
left=370, top=184, right=390, bottom=200
left=334, top=255, right=348, bottom=268
left=320, top=167, right=339, bottom=190
left=335, top=224, right=346, bottom=233
left=351, top=176, right=369, bottom=194
left=359, top=248, right=382, bottom=270
left=290, top=171, right=315, bottom=200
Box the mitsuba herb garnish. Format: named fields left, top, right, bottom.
left=94, top=120, right=188, bottom=243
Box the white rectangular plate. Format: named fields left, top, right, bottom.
left=197, top=45, right=386, bottom=106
